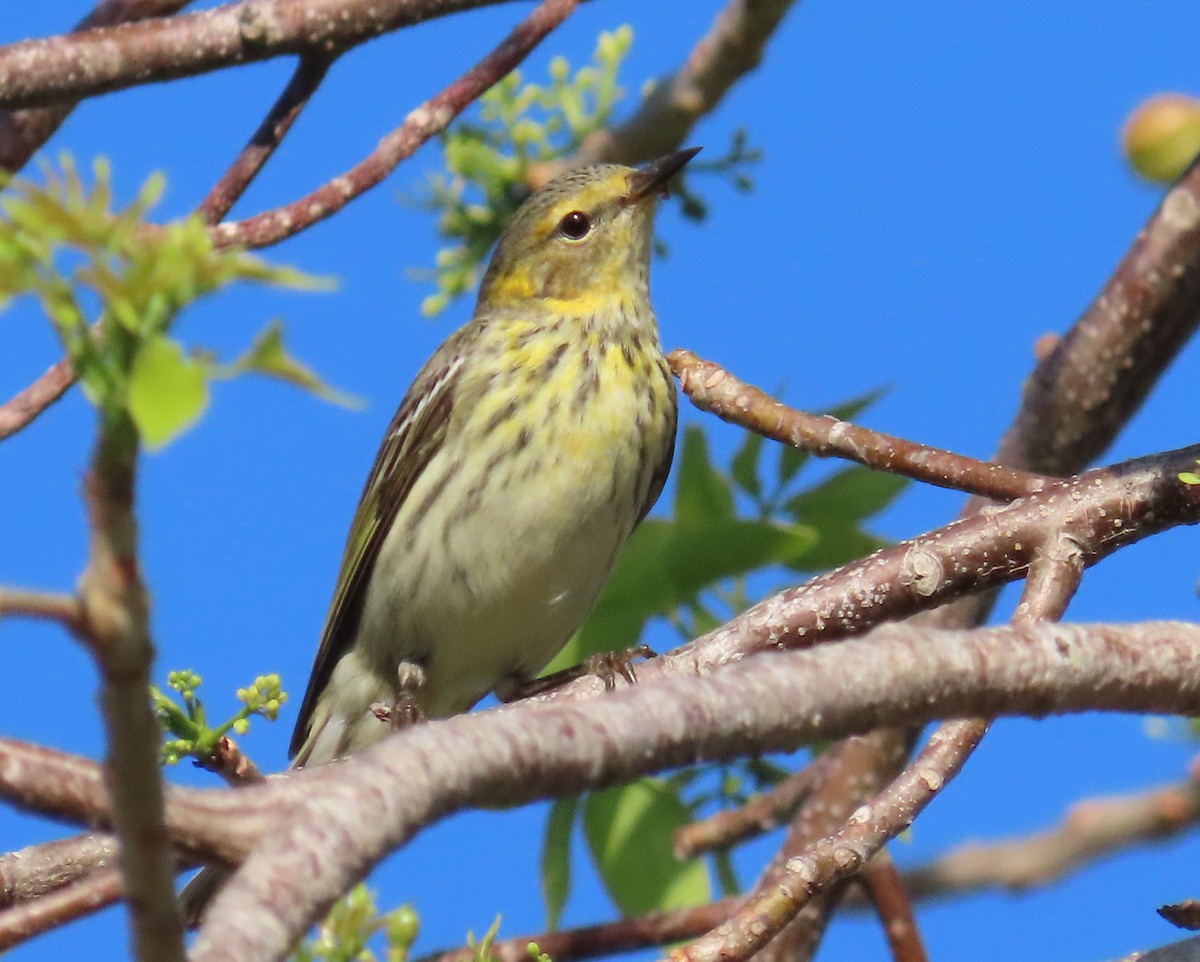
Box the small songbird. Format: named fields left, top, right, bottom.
left=286, top=148, right=697, bottom=766
left=182, top=150, right=695, bottom=924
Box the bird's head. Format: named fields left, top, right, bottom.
left=477, top=148, right=701, bottom=310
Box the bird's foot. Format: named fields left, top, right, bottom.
left=497, top=644, right=657, bottom=702
left=370, top=661, right=428, bottom=730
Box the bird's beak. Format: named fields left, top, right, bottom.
left=625, top=147, right=702, bottom=204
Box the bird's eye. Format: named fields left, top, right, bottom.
left=558, top=210, right=592, bottom=240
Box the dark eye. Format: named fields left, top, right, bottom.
left=558, top=210, right=592, bottom=240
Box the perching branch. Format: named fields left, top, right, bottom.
left=0, top=867, right=123, bottom=951
left=185, top=619, right=1200, bottom=962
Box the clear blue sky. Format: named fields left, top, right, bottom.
left=4, top=3, right=1200, bottom=960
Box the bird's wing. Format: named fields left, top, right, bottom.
left=288, top=332, right=469, bottom=759
left=635, top=379, right=678, bottom=526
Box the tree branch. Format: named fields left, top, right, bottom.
left=207, top=0, right=580, bottom=249
left=0, top=588, right=83, bottom=632
left=0, top=833, right=117, bottom=909
left=570, top=0, right=801, bottom=168
left=0, top=0, right=513, bottom=111
left=0, top=0, right=192, bottom=174
left=669, top=349, right=1048, bottom=501
left=196, top=51, right=334, bottom=224
left=187, top=619, right=1200, bottom=962
left=0, top=867, right=123, bottom=951
left=861, top=852, right=928, bottom=962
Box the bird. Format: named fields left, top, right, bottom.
left=181, top=146, right=697, bottom=922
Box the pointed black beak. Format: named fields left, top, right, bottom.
left=626, top=146, right=702, bottom=203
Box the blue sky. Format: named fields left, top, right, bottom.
left=4, top=3, right=1200, bottom=960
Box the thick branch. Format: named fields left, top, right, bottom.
left=0, top=0, right=192, bottom=174
left=0, top=0, right=512, bottom=111
left=669, top=349, right=1048, bottom=501
left=0, top=833, right=117, bottom=909
left=188, top=620, right=1200, bottom=962
left=0, top=868, right=122, bottom=951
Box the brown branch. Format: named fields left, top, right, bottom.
left=78, top=420, right=185, bottom=961
left=0, top=868, right=123, bottom=952
left=1161, top=902, right=1200, bottom=931
left=667, top=719, right=987, bottom=962
left=861, top=852, right=928, bottom=962
left=0, top=588, right=83, bottom=633
left=568, top=0, right=801, bottom=170
left=422, top=899, right=741, bottom=962
left=997, top=155, right=1200, bottom=476
left=186, top=620, right=1200, bottom=962
left=662, top=443, right=1200, bottom=676
left=208, top=0, right=580, bottom=249
left=0, top=1, right=192, bottom=175
left=0, top=0, right=513, bottom=111
left=196, top=51, right=335, bottom=224
left=195, top=736, right=266, bottom=786
left=0, top=356, right=77, bottom=442
left=669, top=349, right=1048, bottom=502
left=673, top=756, right=825, bottom=859
left=0, top=833, right=117, bottom=909
left=898, top=764, right=1200, bottom=902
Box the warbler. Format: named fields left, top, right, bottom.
left=182, top=148, right=695, bottom=922
left=283, top=148, right=696, bottom=765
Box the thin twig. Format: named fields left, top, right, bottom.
left=197, top=52, right=335, bottom=224
left=208, top=0, right=581, bottom=249
left=861, top=852, right=928, bottom=962
left=673, top=758, right=826, bottom=859
left=195, top=736, right=266, bottom=786
left=669, top=349, right=1048, bottom=501
left=896, top=764, right=1200, bottom=902
left=0, top=588, right=83, bottom=633
left=0, top=356, right=77, bottom=442
left=0, top=868, right=123, bottom=952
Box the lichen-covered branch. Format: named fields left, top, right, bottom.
left=0, top=0, right=192, bottom=174
left=188, top=619, right=1200, bottom=962
left=0, top=0, right=511, bottom=111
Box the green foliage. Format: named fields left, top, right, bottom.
left=417, top=26, right=633, bottom=316
left=1181, top=460, right=1200, bottom=485
left=582, top=779, right=711, bottom=916
left=152, top=670, right=287, bottom=766
left=416, top=28, right=759, bottom=314
left=0, top=156, right=341, bottom=449
left=541, top=389, right=906, bottom=923
left=292, top=884, right=418, bottom=962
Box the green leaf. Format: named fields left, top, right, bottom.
left=127, top=335, right=210, bottom=449
left=785, top=519, right=886, bottom=573
left=582, top=780, right=710, bottom=916
left=786, top=466, right=908, bottom=522
left=674, top=425, right=734, bottom=523
left=730, top=429, right=764, bottom=499
left=541, top=797, right=578, bottom=930
left=551, top=515, right=816, bottom=666
left=225, top=320, right=362, bottom=408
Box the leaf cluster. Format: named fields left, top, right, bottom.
left=292, top=884, right=419, bottom=962
left=152, top=670, right=287, bottom=766
left=0, top=156, right=344, bottom=448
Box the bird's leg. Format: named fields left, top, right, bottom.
left=496, top=644, right=657, bottom=703
left=370, top=660, right=428, bottom=729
